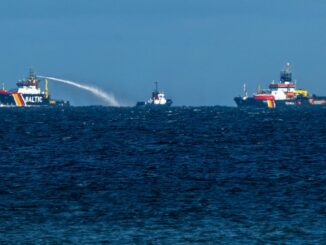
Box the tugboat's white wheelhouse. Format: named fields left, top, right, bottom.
left=147, top=82, right=168, bottom=105
left=150, top=92, right=167, bottom=105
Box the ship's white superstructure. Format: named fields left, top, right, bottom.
left=17, top=85, right=41, bottom=95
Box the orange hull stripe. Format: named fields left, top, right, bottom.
left=13, top=94, right=23, bottom=107
left=17, top=94, right=25, bottom=106
left=12, top=94, right=18, bottom=106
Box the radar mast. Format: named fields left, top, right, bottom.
left=280, top=62, right=292, bottom=82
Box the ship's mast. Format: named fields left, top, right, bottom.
left=280, top=62, right=292, bottom=82
left=155, top=81, right=158, bottom=92
left=243, top=83, right=248, bottom=97
left=28, top=68, right=37, bottom=83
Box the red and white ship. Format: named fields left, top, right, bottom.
left=234, top=63, right=326, bottom=108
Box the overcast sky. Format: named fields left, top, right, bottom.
left=1, top=0, right=326, bottom=106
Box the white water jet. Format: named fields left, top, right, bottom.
left=39, top=76, right=120, bottom=106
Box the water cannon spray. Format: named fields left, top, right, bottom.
left=38, top=76, right=120, bottom=107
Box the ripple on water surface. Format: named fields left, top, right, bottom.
left=0, top=106, right=325, bottom=244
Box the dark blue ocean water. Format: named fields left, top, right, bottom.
left=0, top=106, right=326, bottom=244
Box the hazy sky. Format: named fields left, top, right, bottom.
left=1, top=0, right=326, bottom=106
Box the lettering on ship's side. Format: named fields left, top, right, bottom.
left=25, top=96, right=43, bottom=103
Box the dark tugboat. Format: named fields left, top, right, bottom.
left=234, top=63, right=326, bottom=108
left=0, top=69, right=69, bottom=107
left=136, top=82, right=173, bottom=108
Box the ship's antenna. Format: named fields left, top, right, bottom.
left=155, top=81, right=158, bottom=92
left=2, top=82, right=4, bottom=91
left=285, top=62, right=291, bottom=73
left=243, top=83, right=248, bottom=97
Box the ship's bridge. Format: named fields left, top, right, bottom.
left=16, top=69, right=42, bottom=95
left=17, top=86, right=41, bottom=95
left=268, top=63, right=298, bottom=100
left=268, top=82, right=296, bottom=100
left=269, top=82, right=296, bottom=90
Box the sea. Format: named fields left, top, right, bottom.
left=0, top=106, right=325, bottom=244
